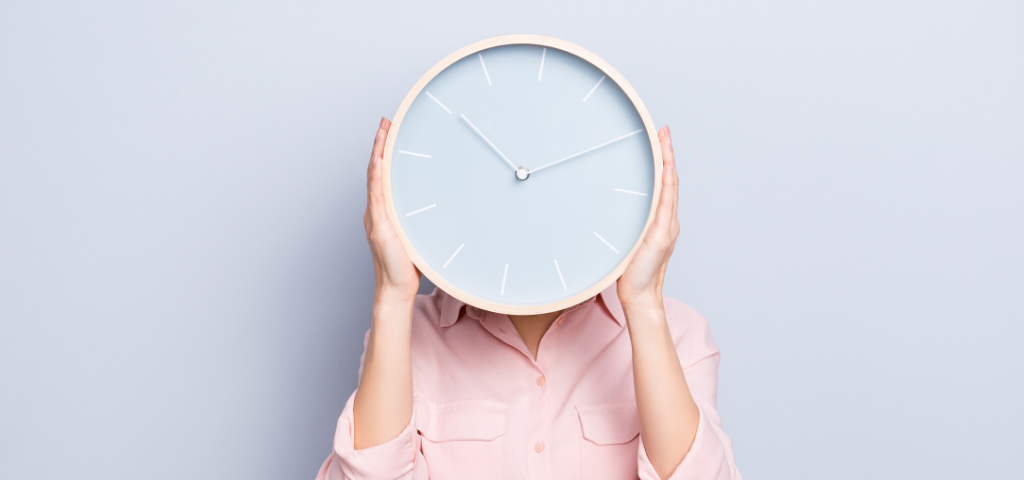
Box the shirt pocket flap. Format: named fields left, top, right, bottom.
left=575, top=403, right=641, bottom=445
left=419, top=399, right=508, bottom=442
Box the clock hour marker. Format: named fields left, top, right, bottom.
left=424, top=91, right=452, bottom=114
left=582, top=75, right=606, bottom=102
left=478, top=53, right=492, bottom=86
left=614, top=188, right=648, bottom=196
left=405, top=204, right=437, bottom=217
left=443, top=243, right=465, bottom=269
left=593, top=232, right=620, bottom=254
left=399, top=150, right=432, bottom=158
left=501, top=263, right=508, bottom=295
left=538, top=47, right=546, bottom=81
left=553, top=259, right=566, bottom=290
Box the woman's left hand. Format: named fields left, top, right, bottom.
left=617, top=126, right=679, bottom=308
left=617, top=126, right=697, bottom=479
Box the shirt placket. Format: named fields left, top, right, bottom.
left=529, top=310, right=564, bottom=480
left=470, top=307, right=557, bottom=480
left=471, top=300, right=594, bottom=480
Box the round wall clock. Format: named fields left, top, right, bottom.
left=383, top=34, right=662, bottom=315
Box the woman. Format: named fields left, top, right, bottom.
left=316, top=118, right=741, bottom=480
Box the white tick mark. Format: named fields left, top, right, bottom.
left=398, top=150, right=431, bottom=158
left=614, top=188, right=648, bottom=196
left=500, top=263, right=508, bottom=295
left=443, top=243, right=464, bottom=269
left=405, top=204, right=436, bottom=217
left=538, top=47, right=546, bottom=81
left=424, top=91, right=451, bottom=114
left=583, top=75, right=606, bottom=102
left=553, top=259, right=566, bottom=290
left=479, top=53, right=492, bottom=86
left=593, top=232, right=619, bottom=254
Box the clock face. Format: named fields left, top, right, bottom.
left=386, top=39, right=658, bottom=313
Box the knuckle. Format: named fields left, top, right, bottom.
left=369, top=230, right=384, bottom=244
left=650, top=229, right=668, bottom=244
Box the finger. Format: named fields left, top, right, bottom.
left=368, top=117, right=388, bottom=169
left=662, top=126, right=680, bottom=219
left=366, top=117, right=386, bottom=208
left=366, top=117, right=391, bottom=189
left=653, top=126, right=677, bottom=230
left=367, top=149, right=387, bottom=225
left=367, top=118, right=393, bottom=225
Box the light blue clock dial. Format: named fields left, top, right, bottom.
left=391, top=44, right=654, bottom=308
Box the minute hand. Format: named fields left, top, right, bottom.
left=530, top=128, right=644, bottom=174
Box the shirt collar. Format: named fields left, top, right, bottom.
left=437, top=282, right=626, bottom=328
left=439, top=291, right=466, bottom=328
left=597, top=282, right=627, bottom=327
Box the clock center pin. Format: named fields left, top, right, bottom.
left=515, top=166, right=531, bottom=181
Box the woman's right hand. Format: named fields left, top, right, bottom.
left=354, top=117, right=418, bottom=450
left=365, top=117, right=421, bottom=302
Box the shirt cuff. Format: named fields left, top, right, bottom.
left=637, top=401, right=731, bottom=480
left=330, top=392, right=420, bottom=480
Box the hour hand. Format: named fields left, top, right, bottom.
left=460, top=114, right=519, bottom=173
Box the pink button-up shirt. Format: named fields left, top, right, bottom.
left=316, top=283, right=742, bottom=480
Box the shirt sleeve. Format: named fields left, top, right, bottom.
left=314, top=330, right=429, bottom=480
left=636, top=313, right=743, bottom=480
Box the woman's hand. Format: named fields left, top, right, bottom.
left=617, top=126, right=697, bottom=479
left=618, top=126, right=679, bottom=308
left=365, top=117, right=421, bottom=302
left=354, top=117, right=418, bottom=450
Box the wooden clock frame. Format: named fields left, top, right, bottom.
left=382, top=34, right=663, bottom=315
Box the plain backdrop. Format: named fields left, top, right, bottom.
left=1, top=1, right=1021, bottom=479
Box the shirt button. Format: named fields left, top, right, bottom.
left=534, top=441, right=545, bottom=453
left=536, top=376, right=546, bottom=386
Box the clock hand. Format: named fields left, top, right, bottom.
left=460, top=114, right=518, bottom=172
left=529, top=128, right=644, bottom=174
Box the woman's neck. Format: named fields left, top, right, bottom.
left=508, top=310, right=564, bottom=360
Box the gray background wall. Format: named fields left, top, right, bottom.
left=1, top=1, right=1021, bottom=478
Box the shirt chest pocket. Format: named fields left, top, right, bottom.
left=417, top=399, right=508, bottom=480
left=576, top=403, right=641, bottom=480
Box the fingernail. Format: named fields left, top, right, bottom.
left=372, top=154, right=379, bottom=167
left=380, top=117, right=387, bottom=129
